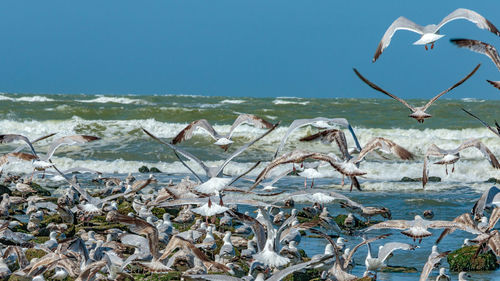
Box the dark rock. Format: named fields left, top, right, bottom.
left=401, top=176, right=441, bottom=182
left=380, top=265, right=418, bottom=273
left=447, top=245, right=498, bottom=271
left=485, top=177, right=500, bottom=184
left=29, top=182, right=51, bottom=196
left=0, top=184, right=12, bottom=195
left=149, top=167, right=162, bottom=173
left=138, top=166, right=150, bottom=173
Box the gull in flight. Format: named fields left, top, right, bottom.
left=422, top=139, right=500, bottom=188
left=364, top=241, right=416, bottom=271
left=354, top=64, right=480, bottom=123
left=419, top=245, right=450, bottom=281
left=273, top=117, right=362, bottom=159
left=372, top=8, right=500, bottom=62
left=364, top=215, right=481, bottom=243
left=450, top=38, right=500, bottom=89
left=171, top=114, right=273, bottom=150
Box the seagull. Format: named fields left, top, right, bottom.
left=372, top=8, right=500, bottom=62
left=354, top=64, right=480, bottom=123
left=273, top=117, right=362, bottom=159
left=462, top=108, right=500, bottom=138
left=340, top=201, right=392, bottom=222
left=436, top=267, right=451, bottom=281
left=364, top=215, right=481, bottom=243
left=364, top=241, right=415, bottom=271
left=459, top=272, right=473, bottom=281
left=419, top=245, right=450, bottom=281
left=471, top=186, right=500, bottom=220
left=142, top=123, right=278, bottom=187
left=171, top=114, right=274, bottom=150
left=422, top=139, right=500, bottom=188
left=450, top=38, right=500, bottom=89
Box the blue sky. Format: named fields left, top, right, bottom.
left=0, top=1, right=499, bottom=99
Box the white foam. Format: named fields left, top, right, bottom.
left=0, top=94, right=55, bottom=102
left=221, top=99, right=246, bottom=104
left=76, top=96, right=153, bottom=105
left=272, top=99, right=310, bottom=105
left=461, top=98, right=485, bottom=103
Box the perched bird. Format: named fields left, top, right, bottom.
left=372, top=8, right=500, bottom=62
left=436, top=267, right=451, bottom=281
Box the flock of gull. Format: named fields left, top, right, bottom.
left=0, top=6, right=498, bottom=281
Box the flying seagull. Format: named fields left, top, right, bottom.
left=422, top=139, right=500, bottom=188
left=172, top=114, right=273, bottom=150
left=450, top=39, right=500, bottom=89
left=354, top=64, right=480, bottom=123
left=273, top=117, right=362, bottom=159
left=373, top=8, right=500, bottom=62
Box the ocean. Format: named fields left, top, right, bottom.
left=0, top=93, right=499, bottom=280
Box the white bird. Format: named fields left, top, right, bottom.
left=435, top=267, right=450, bottom=281
left=354, top=65, right=480, bottom=123
left=171, top=114, right=274, bottom=150
left=365, top=242, right=415, bottom=271
left=372, top=8, right=500, bottom=62
left=218, top=231, right=235, bottom=259
left=459, top=272, right=472, bottom=281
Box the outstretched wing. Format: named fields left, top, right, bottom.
left=228, top=114, right=273, bottom=138
left=171, top=119, right=220, bottom=144
left=0, top=134, right=38, bottom=157
left=462, top=108, right=500, bottom=138
left=436, top=8, right=500, bottom=36
left=355, top=137, right=414, bottom=163
left=373, top=16, right=424, bottom=62
left=456, top=139, right=500, bottom=169
left=44, top=135, right=100, bottom=161
left=354, top=68, right=415, bottom=111
left=377, top=242, right=415, bottom=263
left=422, top=64, right=480, bottom=111
left=451, top=39, right=500, bottom=70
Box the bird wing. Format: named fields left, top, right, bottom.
left=373, top=16, right=424, bottom=62
left=0, top=152, right=37, bottom=167
left=364, top=220, right=412, bottom=231
left=344, top=234, right=391, bottom=269
left=355, top=137, right=414, bottom=163
left=44, top=135, right=100, bottom=161
left=12, top=133, right=56, bottom=153
left=309, top=229, right=342, bottom=266
left=106, top=211, right=159, bottom=259
left=0, top=134, right=38, bottom=157
left=353, top=68, right=415, bottom=111
left=215, top=122, right=279, bottom=177
left=422, top=64, right=480, bottom=111
left=377, top=242, right=415, bottom=263
left=472, top=186, right=500, bottom=219
left=187, top=275, right=242, bottom=281
left=487, top=80, right=500, bottom=89
left=456, top=139, right=500, bottom=168
left=266, top=259, right=328, bottom=281
left=488, top=207, right=500, bottom=232
left=142, top=128, right=209, bottom=178
left=462, top=108, right=500, bottom=138
left=227, top=210, right=267, bottom=252
left=300, top=129, right=352, bottom=161
left=436, top=213, right=478, bottom=244
left=418, top=251, right=449, bottom=281
left=435, top=8, right=500, bottom=36
left=171, top=119, right=220, bottom=144
left=227, top=114, right=274, bottom=138
left=428, top=220, right=481, bottom=235
left=102, top=177, right=155, bottom=203
left=274, top=117, right=359, bottom=159
left=451, top=39, right=500, bottom=70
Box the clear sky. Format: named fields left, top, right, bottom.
left=0, top=1, right=499, bottom=99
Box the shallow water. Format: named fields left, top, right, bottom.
left=1, top=93, right=499, bottom=279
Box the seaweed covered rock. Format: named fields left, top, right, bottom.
left=132, top=272, right=182, bottom=280
left=380, top=266, right=418, bottom=273
left=283, top=268, right=322, bottom=281
left=401, top=176, right=441, bottom=182
left=28, top=182, right=51, bottom=196
left=447, top=245, right=498, bottom=271
left=138, top=166, right=150, bottom=173
left=149, top=167, right=162, bottom=173
left=485, top=177, right=500, bottom=184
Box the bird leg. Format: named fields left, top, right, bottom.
left=452, top=163, right=455, bottom=173
left=341, top=175, right=345, bottom=186
left=304, top=177, right=307, bottom=188
left=425, top=45, right=428, bottom=51
left=445, top=165, right=448, bottom=175
left=310, top=178, right=314, bottom=189
left=431, top=42, right=434, bottom=49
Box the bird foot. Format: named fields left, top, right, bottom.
left=425, top=45, right=428, bottom=51
left=431, top=43, right=434, bottom=49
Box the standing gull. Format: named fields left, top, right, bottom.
left=372, top=8, right=500, bottom=62
left=354, top=64, right=480, bottom=123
